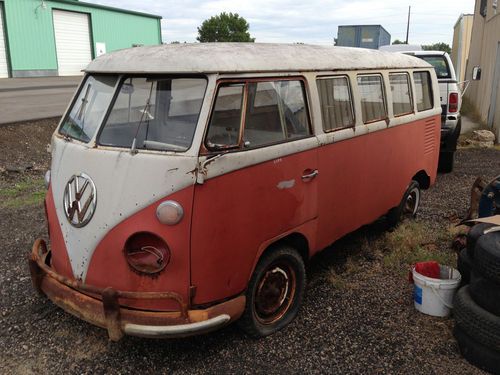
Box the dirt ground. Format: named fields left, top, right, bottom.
left=0, top=118, right=499, bottom=374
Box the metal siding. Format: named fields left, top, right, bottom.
left=3, top=0, right=161, bottom=74
left=0, top=2, right=8, bottom=77
left=53, top=10, right=92, bottom=76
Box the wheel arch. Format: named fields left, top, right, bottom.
left=412, top=170, right=430, bottom=190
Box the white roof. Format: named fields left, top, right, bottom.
left=85, top=43, right=431, bottom=74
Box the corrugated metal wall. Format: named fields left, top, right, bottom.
left=2, top=0, right=161, bottom=76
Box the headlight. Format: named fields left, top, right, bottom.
left=156, top=200, right=184, bottom=225
left=124, top=232, right=170, bottom=275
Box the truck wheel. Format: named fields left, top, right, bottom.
left=238, top=245, right=306, bottom=338
left=473, top=232, right=500, bottom=284
left=438, top=151, right=454, bottom=173
left=387, top=180, right=420, bottom=227
left=470, top=272, right=500, bottom=316
left=457, top=249, right=472, bottom=285
left=454, top=326, right=500, bottom=375
left=453, top=286, right=500, bottom=350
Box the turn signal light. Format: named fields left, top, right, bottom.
left=156, top=200, right=184, bottom=225
left=449, top=93, right=458, bottom=113
left=124, top=232, right=170, bottom=275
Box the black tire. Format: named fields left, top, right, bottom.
left=457, top=249, right=472, bottom=286
left=474, top=231, right=500, bottom=284
left=454, top=326, right=500, bottom=375
left=438, top=151, right=454, bottom=173
left=238, top=245, right=306, bottom=338
left=470, top=271, right=500, bottom=316
left=453, top=286, right=500, bottom=351
left=387, top=180, right=421, bottom=227
left=467, top=223, right=495, bottom=259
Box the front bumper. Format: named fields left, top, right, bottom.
left=28, top=238, right=245, bottom=341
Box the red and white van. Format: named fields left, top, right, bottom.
left=29, top=43, right=441, bottom=340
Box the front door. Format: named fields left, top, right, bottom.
left=190, top=78, right=319, bottom=304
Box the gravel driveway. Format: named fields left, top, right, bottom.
left=0, top=119, right=498, bottom=374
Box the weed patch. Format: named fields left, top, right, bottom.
left=0, top=176, right=46, bottom=209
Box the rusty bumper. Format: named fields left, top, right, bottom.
left=28, top=238, right=245, bottom=341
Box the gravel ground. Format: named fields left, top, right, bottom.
left=0, top=119, right=499, bottom=374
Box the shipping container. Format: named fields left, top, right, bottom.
left=337, top=25, right=391, bottom=50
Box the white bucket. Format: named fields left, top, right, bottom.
left=412, top=265, right=461, bottom=317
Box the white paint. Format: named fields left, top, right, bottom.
left=95, top=42, right=106, bottom=57
left=50, top=136, right=198, bottom=280
left=85, top=43, right=432, bottom=75
left=53, top=10, right=92, bottom=76
left=277, top=179, right=296, bottom=190
left=0, top=3, right=8, bottom=78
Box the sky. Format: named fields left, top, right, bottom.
left=85, top=0, right=475, bottom=46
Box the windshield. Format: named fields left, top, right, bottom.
left=99, top=77, right=207, bottom=152
left=59, top=75, right=117, bottom=142
left=418, top=56, right=451, bottom=79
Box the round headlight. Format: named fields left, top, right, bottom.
left=124, top=232, right=170, bottom=275
left=156, top=200, right=184, bottom=225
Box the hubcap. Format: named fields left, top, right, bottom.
left=403, top=187, right=420, bottom=217
left=254, top=262, right=296, bottom=324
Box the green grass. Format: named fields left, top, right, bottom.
left=0, top=176, right=46, bottom=209
left=381, top=221, right=456, bottom=272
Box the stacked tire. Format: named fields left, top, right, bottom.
left=454, top=224, right=500, bottom=374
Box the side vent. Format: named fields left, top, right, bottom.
left=424, top=118, right=436, bottom=155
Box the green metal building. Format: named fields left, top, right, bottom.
left=0, top=0, right=162, bottom=78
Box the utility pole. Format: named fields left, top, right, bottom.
left=405, top=6, right=411, bottom=44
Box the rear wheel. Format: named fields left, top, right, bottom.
left=438, top=151, right=454, bottom=173
left=387, top=180, right=421, bottom=227
left=238, top=245, right=306, bottom=338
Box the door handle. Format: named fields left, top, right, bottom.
left=301, top=169, right=319, bottom=181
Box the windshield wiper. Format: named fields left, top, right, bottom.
left=131, top=82, right=155, bottom=154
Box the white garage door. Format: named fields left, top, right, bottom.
left=0, top=3, right=8, bottom=78
left=53, top=10, right=92, bottom=76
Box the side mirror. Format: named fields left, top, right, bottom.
left=472, top=66, right=482, bottom=80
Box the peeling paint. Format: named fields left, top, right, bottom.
left=277, top=179, right=295, bottom=190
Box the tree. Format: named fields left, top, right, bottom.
left=422, top=42, right=451, bottom=54
left=197, top=12, right=255, bottom=43
left=392, top=39, right=406, bottom=45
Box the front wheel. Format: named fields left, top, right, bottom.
left=387, top=180, right=421, bottom=227
left=238, top=245, right=306, bottom=338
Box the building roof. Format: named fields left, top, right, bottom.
left=85, top=43, right=431, bottom=74
left=52, top=0, right=162, bottom=19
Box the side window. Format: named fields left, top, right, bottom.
left=389, top=73, right=413, bottom=116
left=317, top=76, right=355, bottom=131
left=244, top=80, right=310, bottom=148
left=357, top=75, right=387, bottom=123
left=206, top=84, right=244, bottom=148
left=413, top=71, right=433, bottom=112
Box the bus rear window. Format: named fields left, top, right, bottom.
left=413, top=72, right=433, bottom=112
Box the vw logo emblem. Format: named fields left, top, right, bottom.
left=63, top=173, right=97, bottom=228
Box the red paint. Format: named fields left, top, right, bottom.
left=85, top=187, right=194, bottom=311
left=190, top=115, right=439, bottom=304
left=191, top=147, right=318, bottom=304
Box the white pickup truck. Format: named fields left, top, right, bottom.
left=402, top=51, right=461, bottom=173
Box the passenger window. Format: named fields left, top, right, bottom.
left=317, top=76, right=354, bottom=131
left=413, top=72, right=433, bottom=112
left=206, top=84, right=244, bottom=148
left=389, top=73, right=413, bottom=116
left=244, top=80, right=310, bottom=148
left=357, top=75, right=387, bottom=123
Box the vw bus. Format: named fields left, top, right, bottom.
left=29, top=44, right=441, bottom=340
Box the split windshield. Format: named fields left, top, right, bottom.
left=59, top=75, right=207, bottom=152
